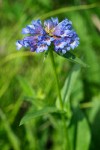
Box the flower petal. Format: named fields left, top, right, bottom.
left=38, top=35, right=54, bottom=46
left=70, top=40, right=80, bottom=49
left=54, top=38, right=67, bottom=51
left=31, top=19, right=42, bottom=26
left=36, top=43, right=48, bottom=53
left=16, top=41, right=22, bottom=50
left=53, top=19, right=72, bottom=36
left=22, top=19, right=45, bottom=35
left=51, top=17, right=59, bottom=26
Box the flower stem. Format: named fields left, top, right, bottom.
left=49, top=50, right=70, bottom=150
left=49, top=50, right=63, bottom=110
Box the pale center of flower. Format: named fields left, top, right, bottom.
left=45, top=27, right=55, bottom=36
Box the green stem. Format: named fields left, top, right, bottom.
left=49, top=50, right=70, bottom=150
left=49, top=50, right=63, bottom=109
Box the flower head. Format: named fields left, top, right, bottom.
left=16, top=17, right=79, bottom=54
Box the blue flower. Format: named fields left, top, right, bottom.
left=16, top=17, right=79, bottom=53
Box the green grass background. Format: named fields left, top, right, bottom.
left=0, top=0, right=100, bottom=150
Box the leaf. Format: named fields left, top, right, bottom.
left=20, top=107, right=58, bottom=125
left=68, top=108, right=91, bottom=150
left=39, top=3, right=98, bottom=20
left=75, top=109, right=91, bottom=150
left=17, top=76, right=35, bottom=97
left=57, top=51, right=88, bottom=67
left=0, top=109, right=20, bottom=150
left=88, top=95, right=100, bottom=123
left=70, top=78, right=84, bottom=107
left=88, top=95, right=100, bottom=149
left=56, top=64, right=81, bottom=110
left=0, top=52, right=34, bottom=66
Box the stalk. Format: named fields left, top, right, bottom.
left=49, top=50, right=63, bottom=109
left=49, top=50, right=70, bottom=150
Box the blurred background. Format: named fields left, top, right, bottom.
left=0, top=0, right=100, bottom=150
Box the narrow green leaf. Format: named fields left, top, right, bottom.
left=87, top=95, right=100, bottom=149
left=20, top=107, right=58, bottom=125
left=25, top=123, right=36, bottom=150
left=68, top=108, right=91, bottom=150
left=56, top=64, right=81, bottom=110
left=57, top=51, right=88, bottom=67
left=76, top=109, right=91, bottom=150
left=0, top=52, right=34, bottom=66
left=17, top=76, right=35, bottom=97
left=0, top=109, right=20, bottom=150
left=88, top=95, right=100, bottom=123
left=39, top=3, right=99, bottom=20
